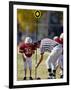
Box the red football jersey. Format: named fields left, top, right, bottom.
left=19, top=43, right=36, bottom=57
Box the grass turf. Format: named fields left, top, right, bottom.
left=17, top=49, right=61, bottom=80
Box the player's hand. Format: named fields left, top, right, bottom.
left=19, top=50, right=24, bottom=53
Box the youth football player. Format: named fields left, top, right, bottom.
left=19, top=37, right=36, bottom=80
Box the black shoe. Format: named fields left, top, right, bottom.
left=49, top=73, right=56, bottom=79
left=29, top=77, right=33, bottom=80
left=37, top=77, right=41, bottom=80
left=23, top=77, right=26, bottom=80
left=60, top=75, right=63, bottom=78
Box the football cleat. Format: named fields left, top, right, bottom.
left=60, top=75, right=63, bottom=78
left=23, top=77, right=26, bottom=80
left=29, top=77, right=33, bottom=80
left=37, top=77, right=41, bottom=80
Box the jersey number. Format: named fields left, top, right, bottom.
left=25, top=48, right=32, bottom=54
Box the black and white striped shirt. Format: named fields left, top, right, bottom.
left=40, top=38, right=59, bottom=53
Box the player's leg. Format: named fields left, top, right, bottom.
left=50, top=45, right=63, bottom=79
left=46, top=53, right=56, bottom=79
left=22, top=54, right=27, bottom=80
left=46, top=46, right=61, bottom=79
left=27, top=58, right=33, bottom=80
left=23, top=60, right=27, bottom=80
left=60, top=55, right=63, bottom=78
left=57, top=54, right=63, bottom=78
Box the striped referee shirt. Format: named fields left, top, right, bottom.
left=40, top=38, right=59, bottom=53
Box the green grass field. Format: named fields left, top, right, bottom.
left=17, top=49, right=61, bottom=80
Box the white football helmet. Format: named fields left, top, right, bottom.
left=53, top=36, right=58, bottom=40
left=60, top=33, right=63, bottom=40
left=25, top=37, right=32, bottom=43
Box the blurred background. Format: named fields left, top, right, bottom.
left=17, top=9, right=63, bottom=44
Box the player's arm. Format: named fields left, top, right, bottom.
left=31, top=42, right=38, bottom=54
left=19, top=44, right=24, bottom=53
left=33, top=40, right=41, bottom=49
left=19, top=44, right=26, bottom=61
left=36, top=53, right=44, bottom=68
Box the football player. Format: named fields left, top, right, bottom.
left=53, top=34, right=63, bottom=78
left=55, top=33, right=63, bottom=78
left=19, top=37, right=36, bottom=80
left=36, top=33, right=63, bottom=79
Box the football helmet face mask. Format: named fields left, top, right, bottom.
left=25, top=37, right=32, bottom=44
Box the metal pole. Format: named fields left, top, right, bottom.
left=35, top=18, right=38, bottom=79
left=34, top=10, right=41, bottom=79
